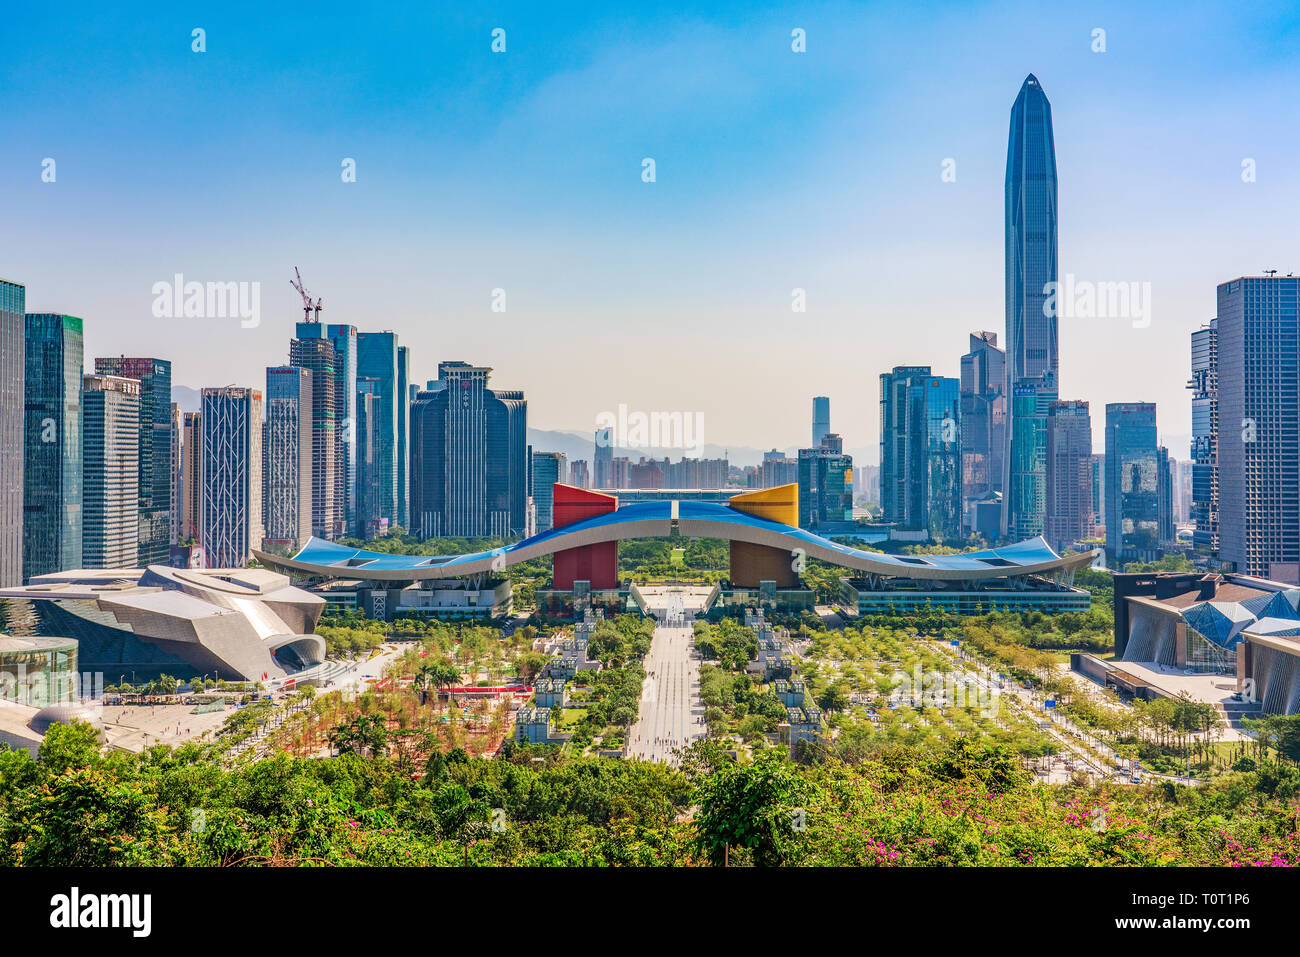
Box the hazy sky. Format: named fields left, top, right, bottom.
left=6, top=0, right=1300, bottom=463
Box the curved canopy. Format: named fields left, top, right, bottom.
left=254, top=500, right=1098, bottom=583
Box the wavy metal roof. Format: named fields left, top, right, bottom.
left=255, top=500, right=1097, bottom=583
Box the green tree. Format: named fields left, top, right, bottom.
left=693, top=751, right=809, bottom=866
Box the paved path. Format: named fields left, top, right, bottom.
left=625, top=589, right=708, bottom=764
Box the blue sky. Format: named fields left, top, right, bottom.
left=5, top=0, right=1300, bottom=461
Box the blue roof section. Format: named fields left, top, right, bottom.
left=284, top=501, right=1077, bottom=577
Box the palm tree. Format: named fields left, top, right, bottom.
left=413, top=665, right=434, bottom=706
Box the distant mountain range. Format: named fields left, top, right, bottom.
left=171, top=386, right=879, bottom=466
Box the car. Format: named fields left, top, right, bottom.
left=1130, top=774, right=1142, bottom=784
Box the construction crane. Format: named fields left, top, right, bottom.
left=289, top=266, right=323, bottom=323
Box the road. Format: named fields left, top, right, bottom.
left=625, top=590, right=707, bottom=764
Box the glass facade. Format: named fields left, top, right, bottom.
left=1003, top=74, right=1058, bottom=538
left=1188, top=319, right=1218, bottom=556
left=1105, top=402, right=1161, bottom=565
left=531, top=451, right=566, bottom=532
left=357, top=332, right=402, bottom=535
left=0, top=637, right=79, bottom=707
left=23, top=314, right=84, bottom=580
left=1007, top=381, right=1056, bottom=539
left=0, top=279, right=25, bottom=587
left=797, top=447, right=853, bottom=529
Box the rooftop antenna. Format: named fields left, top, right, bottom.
left=1263, top=268, right=1279, bottom=277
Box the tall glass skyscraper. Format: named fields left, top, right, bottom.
left=0, top=279, right=25, bottom=587
left=23, top=314, right=84, bottom=580
left=290, top=329, right=343, bottom=540
left=593, top=427, right=613, bottom=489
left=1188, top=318, right=1218, bottom=557
left=879, top=366, right=962, bottom=542
left=357, top=331, right=405, bottom=537
left=1216, top=276, right=1300, bottom=582
left=93, top=357, right=173, bottom=566
left=811, top=396, right=830, bottom=448
left=201, top=386, right=263, bottom=568
left=531, top=451, right=567, bottom=532
left=1044, top=399, right=1092, bottom=552
left=960, top=331, right=1006, bottom=531
left=1104, top=402, right=1162, bottom=566
left=263, top=366, right=313, bottom=549
left=1003, top=74, right=1058, bottom=539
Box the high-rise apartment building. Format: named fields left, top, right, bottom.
left=880, top=366, right=962, bottom=542
left=1003, top=74, right=1059, bottom=539
left=1104, top=402, right=1163, bottom=566
left=409, top=362, right=528, bottom=538
left=812, top=396, right=830, bottom=448
left=1215, top=276, right=1300, bottom=582
left=200, top=386, right=263, bottom=568
left=82, top=374, right=140, bottom=569
left=93, top=357, right=173, bottom=566
left=569, top=460, right=590, bottom=489
left=0, top=279, right=26, bottom=586
left=960, top=331, right=1006, bottom=530
left=263, top=367, right=313, bottom=550
left=760, top=449, right=798, bottom=490
left=1044, top=399, right=1092, bottom=552
left=23, top=314, right=84, bottom=580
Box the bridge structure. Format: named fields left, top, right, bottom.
left=255, top=484, right=1098, bottom=618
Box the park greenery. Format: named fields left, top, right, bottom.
left=6, top=720, right=1300, bottom=866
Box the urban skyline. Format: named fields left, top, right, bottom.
left=9, top=3, right=1300, bottom=456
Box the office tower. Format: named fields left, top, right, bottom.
left=263, top=367, right=313, bottom=549
left=324, top=324, right=358, bottom=531
left=200, top=386, right=263, bottom=568
left=1158, top=446, right=1175, bottom=549
left=396, top=343, right=410, bottom=530
left=960, top=331, right=1006, bottom=530
left=1006, top=380, right=1058, bottom=539
left=798, top=447, right=854, bottom=530
left=1003, top=74, right=1059, bottom=539
left=594, top=427, right=613, bottom=488
left=1174, top=460, right=1193, bottom=526
left=569, top=460, right=590, bottom=489
left=1090, top=453, right=1104, bottom=536
left=356, top=331, right=404, bottom=534
left=1188, top=318, right=1219, bottom=558
left=1216, top=276, right=1300, bottom=581
left=409, top=362, right=527, bottom=538
left=531, top=451, right=567, bottom=532
left=289, top=333, right=343, bottom=539
left=1104, top=402, right=1162, bottom=566
left=820, top=432, right=844, bottom=454
left=169, top=404, right=181, bottom=545
left=179, top=411, right=202, bottom=542
left=93, top=357, right=173, bottom=566
left=879, top=366, right=962, bottom=542
left=760, top=450, right=798, bottom=489
left=1044, top=400, right=1092, bottom=552
left=23, top=314, right=83, bottom=580
left=0, top=279, right=25, bottom=586
left=355, top=381, right=380, bottom=537
left=812, top=396, right=831, bottom=448
left=82, top=374, right=140, bottom=569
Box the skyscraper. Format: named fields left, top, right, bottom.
left=355, top=379, right=380, bottom=536
left=812, top=396, right=830, bottom=448
left=356, top=331, right=404, bottom=535
left=1003, top=74, right=1059, bottom=539
left=0, top=279, right=26, bottom=586
left=1044, top=399, right=1092, bottom=552
left=169, top=403, right=181, bottom=546
left=569, top=460, right=590, bottom=489
left=798, top=447, right=854, bottom=530
left=879, top=366, right=962, bottom=542
left=179, top=411, right=202, bottom=543
left=593, top=427, right=613, bottom=489
left=23, top=314, right=83, bottom=580
left=289, top=332, right=343, bottom=540
left=531, top=451, right=567, bottom=532
left=93, top=357, right=173, bottom=566
left=1104, top=402, right=1162, bottom=566
left=1188, top=318, right=1218, bottom=557
left=409, top=362, right=528, bottom=538
left=201, top=386, right=263, bottom=568
left=82, top=374, right=140, bottom=569
left=396, top=343, right=410, bottom=531
left=263, top=366, right=313, bottom=550
left=1216, top=276, right=1300, bottom=582
left=960, top=331, right=1006, bottom=530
